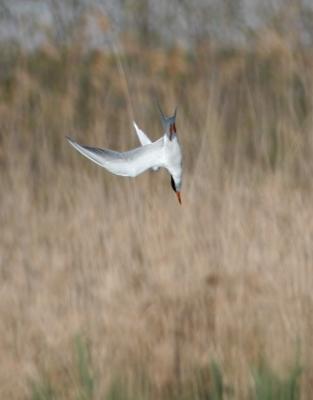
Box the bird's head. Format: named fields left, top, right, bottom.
left=157, top=103, right=177, bottom=141
left=170, top=175, right=182, bottom=205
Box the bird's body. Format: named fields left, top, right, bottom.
left=67, top=106, right=183, bottom=203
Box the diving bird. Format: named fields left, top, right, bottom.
left=67, top=105, right=182, bottom=204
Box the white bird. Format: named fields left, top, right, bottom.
left=67, top=105, right=182, bottom=204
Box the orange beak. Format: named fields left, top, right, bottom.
left=176, top=191, right=182, bottom=205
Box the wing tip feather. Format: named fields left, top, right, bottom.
left=66, top=135, right=74, bottom=143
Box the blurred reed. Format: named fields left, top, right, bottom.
left=1, top=22, right=313, bottom=399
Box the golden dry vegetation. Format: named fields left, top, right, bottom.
left=1, top=25, right=313, bottom=399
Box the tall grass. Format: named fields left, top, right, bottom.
left=1, top=25, right=313, bottom=399
left=30, top=338, right=302, bottom=399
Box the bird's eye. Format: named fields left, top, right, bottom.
left=170, top=176, right=176, bottom=192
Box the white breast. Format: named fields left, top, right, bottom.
left=164, top=136, right=183, bottom=187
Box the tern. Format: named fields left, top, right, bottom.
left=67, top=105, right=182, bottom=204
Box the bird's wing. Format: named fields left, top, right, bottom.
left=133, top=121, right=152, bottom=145
left=67, top=136, right=164, bottom=178
left=133, top=121, right=160, bottom=171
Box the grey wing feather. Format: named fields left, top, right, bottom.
left=67, top=136, right=164, bottom=177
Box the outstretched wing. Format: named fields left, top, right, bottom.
left=67, top=136, right=164, bottom=178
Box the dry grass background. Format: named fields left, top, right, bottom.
left=1, top=23, right=313, bottom=399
